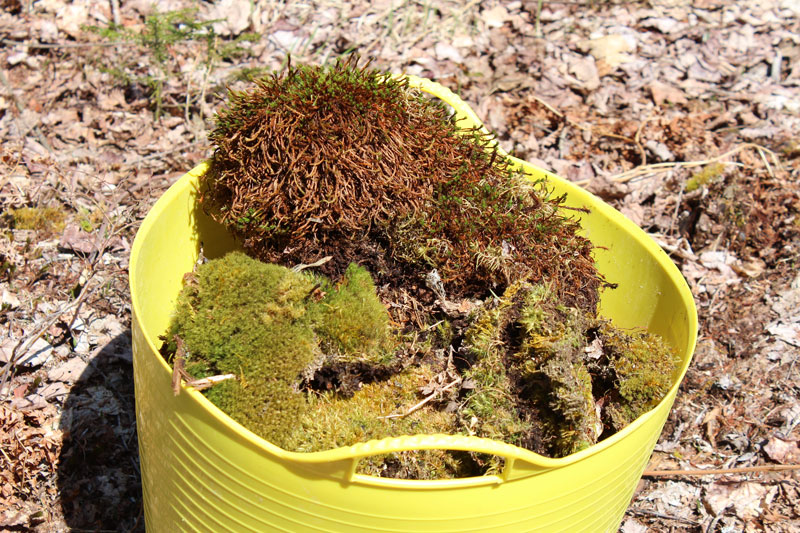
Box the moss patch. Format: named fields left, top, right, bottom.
left=201, top=56, right=602, bottom=311
left=460, top=281, right=676, bottom=458
left=7, top=206, right=67, bottom=234
left=166, top=254, right=678, bottom=474
left=685, top=162, right=725, bottom=192
left=165, top=251, right=398, bottom=446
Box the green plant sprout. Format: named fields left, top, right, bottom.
left=86, top=8, right=259, bottom=118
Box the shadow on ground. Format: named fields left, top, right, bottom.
left=56, top=331, right=144, bottom=532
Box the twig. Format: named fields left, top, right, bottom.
left=291, top=255, right=333, bottom=272
left=185, top=374, right=236, bottom=391
left=529, top=94, right=563, bottom=118
left=0, top=38, right=127, bottom=49
left=110, top=0, right=120, bottom=26
left=171, top=335, right=235, bottom=394
left=575, top=143, right=780, bottom=187
left=0, top=277, right=98, bottom=398
left=171, top=335, right=186, bottom=396
left=380, top=378, right=461, bottom=419
left=627, top=507, right=700, bottom=526
left=0, top=38, right=206, bottom=50
left=634, top=116, right=657, bottom=167
left=642, top=464, right=800, bottom=477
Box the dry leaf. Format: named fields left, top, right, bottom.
left=208, top=0, right=252, bottom=36
left=641, top=17, right=681, bottom=34
left=704, top=482, right=769, bottom=520
left=763, top=436, right=800, bottom=464
left=649, top=81, right=688, bottom=106
left=0, top=337, right=54, bottom=367
left=586, top=174, right=628, bottom=201
left=569, top=56, right=600, bottom=90
left=434, top=43, right=463, bottom=63
left=48, top=357, right=91, bottom=383
left=766, top=322, right=800, bottom=348
left=620, top=518, right=648, bottom=533
left=581, top=34, right=636, bottom=69
left=482, top=5, right=509, bottom=28
left=56, top=4, right=89, bottom=39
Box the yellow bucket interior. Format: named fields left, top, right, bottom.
left=130, top=77, right=697, bottom=532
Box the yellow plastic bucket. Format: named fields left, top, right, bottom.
left=130, top=77, right=697, bottom=532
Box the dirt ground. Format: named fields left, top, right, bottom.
left=1, top=1, right=799, bottom=531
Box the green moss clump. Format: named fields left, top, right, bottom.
left=8, top=206, right=66, bottom=234
left=311, top=263, right=394, bottom=363
left=166, top=251, right=398, bottom=446
left=460, top=283, right=532, bottom=453
left=596, top=322, right=679, bottom=431
left=461, top=281, right=675, bottom=458
left=685, top=162, right=725, bottom=192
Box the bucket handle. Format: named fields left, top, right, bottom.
left=293, top=433, right=561, bottom=485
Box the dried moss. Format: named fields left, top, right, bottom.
left=201, top=56, right=602, bottom=311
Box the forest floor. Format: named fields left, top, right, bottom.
left=1, top=1, right=799, bottom=531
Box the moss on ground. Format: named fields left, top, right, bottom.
left=7, top=206, right=66, bottom=234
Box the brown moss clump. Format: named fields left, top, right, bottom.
left=201, top=56, right=601, bottom=310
